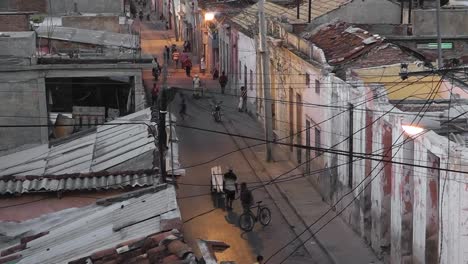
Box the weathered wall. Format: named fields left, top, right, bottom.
left=413, top=9, right=468, bottom=37
left=0, top=32, right=36, bottom=65
left=0, top=71, right=48, bottom=154
left=62, top=16, right=120, bottom=33
left=0, top=14, right=30, bottom=31
left=0, top=65, right=145, bottom=153
left=310, top=0, right=401, bottom=28
left=237, top=31, right=257, bottom=114
left=0, top=0, right=47, bottom=12
left=47, top=0, right=123, bottom=14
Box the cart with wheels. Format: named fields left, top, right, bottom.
left=211, top=166, right=225, bottom=209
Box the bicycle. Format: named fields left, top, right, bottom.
left=238, top=201, right=272, bottom=232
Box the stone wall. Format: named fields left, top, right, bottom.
left=413, top=8, right=468, bottom=37
left=62, top=16, right=120, bottom=33
left=0, top=14, right=30, bottom=31
left=0, top=71, right=48, bottom=154
left=0, top=0, right=47, bottom=12
left=48, top=0, right=123, bottom=14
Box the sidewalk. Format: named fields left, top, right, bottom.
left=220, top=100, right=381, bottom=264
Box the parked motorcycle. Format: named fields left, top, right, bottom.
left=212, top=101, right=222, bottom=122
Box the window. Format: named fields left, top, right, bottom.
left=315, top=79, right=320, bottom=94
left=315, top=127, right=321, bottom=156
left=305, top=73, right=310, bottom=87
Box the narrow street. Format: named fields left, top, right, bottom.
left=139, top=19, right=317, bottom=263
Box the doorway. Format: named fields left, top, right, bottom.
left=381, top=122, right=393, bottom=256
left=289, top=88, right=294, bottom=152
left=306, top=120, right=311, bottom=173
left=425, top=151, right=440, bottom=263
left=296, top=93, right=302, bottom=163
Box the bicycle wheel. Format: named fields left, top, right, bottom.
left=259, top=207, right=272, bottom=226
left=239, top=211, right=255, bottom=232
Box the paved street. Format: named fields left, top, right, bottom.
left=138, top=19, right=318, bottom=263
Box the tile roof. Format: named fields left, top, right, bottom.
left=0, top=169, right=157, bottom=195
left=305, top=21, right=384, bottom=65
left=36, top=26, right=138, bottom=49
left=0, top=109, right=156, bottom=177
left=0, top=186, right=185, bottom=264
left=230, top=0, right=348, bottom=34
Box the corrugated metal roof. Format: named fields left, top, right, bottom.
left=0, top=170, right=157, bottom=195
left=231, top=0, right=348, bottom=34
left=1, top=186, right=180, bottom=264
left=0, top=109, right=156, bottom=177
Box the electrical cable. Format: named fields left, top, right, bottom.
left=270, top=73, right=446, bottom=264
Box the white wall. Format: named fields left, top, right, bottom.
left=237, top=31, right=257, bottom=114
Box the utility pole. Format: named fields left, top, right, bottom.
left=435, top=0, right=443, bottom=68
left=159, top=51, right=169, bottom=183
left=169, top=106, right=175, bottom=184
left=193, top=0, right=200, bottom=61
left=171, top=0, right=179, bottom=41
left=308, top=0, right=311, bottom=23
left=296, top=0, right=300, bottom=19
left=348, top=104, right=354, bottom=188
left=259, top=0, right=273, bottom=162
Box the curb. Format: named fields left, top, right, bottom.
left=224, top=118, right=336, bottom=264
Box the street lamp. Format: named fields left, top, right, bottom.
left=402, top=125, right=424, bottom=136
left=204, top=12, right=215, bottom=21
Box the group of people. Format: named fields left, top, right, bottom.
left=223, top=167, right=253, bottom=212
left=224, top=168, right=264, bottom=264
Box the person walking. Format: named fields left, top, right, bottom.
left=183, top=41, right=189, bottom=52
left=151, top=82, right=159, bottom=107
left=239, top=86, right=247, bottom=112
left=200, top=57, right=206, bottom=75
left=223, top=167, right=238, bottom=210
left=219, top=71, right=228, bottom=94
left=184, top=58, right=192, bottom=77
left=164, top=45, right=170, bottom=62
left=240, top=182, right=253, bottom=212
left=152, top=56, right=160, bottom=80
left=172, top=49, right=180, bottom=69
left=193, top=74, right=201, bottom=97
left=212, top=68, right=219, bottom=80
left=179, top=93, right=187, bottom=120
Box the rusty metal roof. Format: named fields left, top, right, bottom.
left=0, top=170, right=157, bottom=195
left=306, top=21, right=384, bottom=65
left=0, top=186, right=184, bottom=264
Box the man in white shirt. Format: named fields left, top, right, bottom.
left=223, top=167, right=238, bottom=210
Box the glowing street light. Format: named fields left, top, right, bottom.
left=402, top=125, right=424, bottom=136
left=205, top=12, right=215, bottom=21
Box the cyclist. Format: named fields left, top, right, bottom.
left=240, top=182, right=253, bottom=212
left=223, top=167, right=238, bottom=210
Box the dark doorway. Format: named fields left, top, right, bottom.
left=296, top=93, right=302, bottom=163
left=289, top=88, right=294, bottom=152
left=426, top=151, right=440, bottom=263
left=381, top=122, right=393, bottom=257
left=306, top=120, right=311, bottom=173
